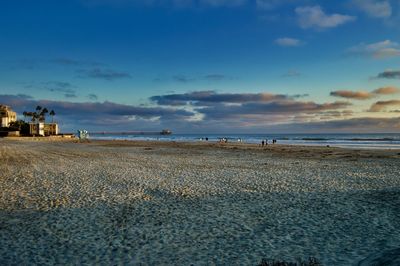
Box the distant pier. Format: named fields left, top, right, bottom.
left=90, top=129, right=172, bottom=135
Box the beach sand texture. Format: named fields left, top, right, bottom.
left=0, top=139, right=400, bottom=265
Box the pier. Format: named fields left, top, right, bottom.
left=90, top=129, right=172, bottom=135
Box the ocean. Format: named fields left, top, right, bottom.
left=88, top=133, right=400, bottom=149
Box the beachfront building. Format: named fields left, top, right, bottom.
left=0, top=105, right=17, bottom=128
left=29, top=122, right=59, bottom=136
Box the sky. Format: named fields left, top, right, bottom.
left=1, top=0, right=400, bottom=133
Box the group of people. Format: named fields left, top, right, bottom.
left=261, top=139, right=277, bottom=146
left=219, top=137, right=228, bottom=143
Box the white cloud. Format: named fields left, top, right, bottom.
left=295, top=5, right=356, bottom=29
left=275, top=37, right=303, bottom=47
left=352, top=0, right=392, bottom=18
left=348, top=40, right=400, bottom=59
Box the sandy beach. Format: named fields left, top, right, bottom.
left=0, top=138, right=399, bottom=265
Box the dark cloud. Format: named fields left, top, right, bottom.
left=168, top=112, right=400, bottom=134
left=150, top=91, right=290, bottom=106
left=330, top=90, right=374, bottom=100
left=282, top=70, right=301, bottom=78
left=203, top=74, right=229, bottom=81
left=159, top=74, right=230, bottom=83
left=50, top=58, right=84, bottom=66
left=50, top=58, right=103, bottom=67
left=87, top=94, right=98, bottom=100
left=25, top=81, right=78, bottom=98
left=173, top=75, right=195, bottom=83
left=48, top=81, right=74, bottom=89
left=10, top=58, right=104, bottom=70
left=374, top=69, right=400, bottom=79
left=372, top=86, right=400, bottom=95
left=368, top=100, right=400, bottom=112
left=3, top=92, right=399, bottom=133
left=292, top=94, right=309, bottom=98
left=64, top=93, right=78, bottom=98
left=77, top=68, right=131, bottom=81
left=197, top=100, right=352, bottom=120
left=0, top=94, right=194, bottom=130
left=0, top=94, right=35, bottom=111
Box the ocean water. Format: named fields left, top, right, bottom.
left=89, top=133, right=400, bottom=149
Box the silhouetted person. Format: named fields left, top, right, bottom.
left=261, top=140, right=265, bottom=147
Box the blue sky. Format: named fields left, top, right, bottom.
left=1, top=0, right=400, bottom=133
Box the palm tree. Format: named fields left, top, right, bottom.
left=36, top=105, right=42, bottom=112
left=50, top=110, right=56, bottom=123
left=24, top=111, right=33, bottom=122
left=32, top=112, right=39, bottom=122
left=40, top=108, right=48, bottom=122
left=23, top=111, right=27, bottom=122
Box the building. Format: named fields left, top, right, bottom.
left=29, top=122, right=59, bottom=136
left=0, top=105, right=17, bottom=128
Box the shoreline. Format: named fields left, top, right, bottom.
left=3, top=137, right=400, bottom=160
left=4, top=132, right=400, bottom=150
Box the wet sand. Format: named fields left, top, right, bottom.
left=0, top=138, right=399, bottom=265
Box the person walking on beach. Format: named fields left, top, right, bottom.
left=261, top=140, right=265, bottom=147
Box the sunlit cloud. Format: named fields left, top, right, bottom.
left=368, top=99, right=400, bottom=112
left=347, top=40, right=400, bottom=59
left=330, top=90, right=374, bottom=100
left=372, top=86, right=400, bottom=95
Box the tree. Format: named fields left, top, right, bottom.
left=49, top=110, right=56, bottom=123
left=23, top=111, right=27, bottom=122
left=25, top=106, right=55, bottom=124
left=32, top=112, right=39, bottom=122
left=9, top=120, right=30, bottom=135
left=39, top=108, right=48, bottom=122
left=25, top=112, right=35, bottom=122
